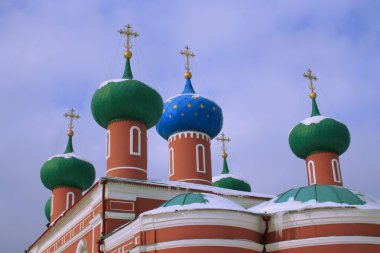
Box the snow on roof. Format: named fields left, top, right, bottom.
left=249, top=190, right=380, bottom=214
left=301, top=115, right=327, bottom=125
left=106, top=177, right=273, bottom=199
left=48, top=152, right=93, bottom=164
left=212, top=173, right=250, bottom=185
left=99, top=78, right=128, bottom=89
left=141, top=193, right=246, bottom=216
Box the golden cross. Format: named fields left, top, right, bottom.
left=180, top=46, right=195, bottom=72
left=118, top=24, right=139, bottom=53
left=217, top=133, right=231, bottom=157
left=64, top=108, right=80, bottom=132
left=303, top=68, right=318, bottom=92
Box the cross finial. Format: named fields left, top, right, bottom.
left=217, top=133, right=231, bottom=158
left=180, top=46, right=195, bottom=78
left=303, top=68, right=318, bottom=99
left=118, top=24, right=139, bottom=59
left=64, top=108, right=80, bottom=137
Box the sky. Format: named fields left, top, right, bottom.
left=1, top=0, right=379, bottom=251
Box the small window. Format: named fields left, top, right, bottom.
left=196, top=144, right=206, bottom=173
left=307, top=160, right=316, bottom=185
left=332, top=159, right=342, bottom=183
left=106, top=130, right=111, bottom=159
left=130, top=126, right=141, bottom=156
left=66, top=192, right=75, bottom=210
left=169, top=148, right=175, bottom=176
left=76, top=240, right=87, bottom=253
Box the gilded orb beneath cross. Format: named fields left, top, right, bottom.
left=124, top=50, right=132, bottom=59
left=184, top=72, right=192, bottom=79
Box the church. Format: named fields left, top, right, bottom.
left=26, top=25, right=380, bottom=253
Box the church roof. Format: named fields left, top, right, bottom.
left=140, top=193, right=246, bottom=216
left=249, top=185, right=380, bottom=214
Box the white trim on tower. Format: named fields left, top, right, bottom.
left=130, top=126, right=141, bottom=156
left=307, top=160, right=316, bottom=185
left=196, top=144, right=206, bottom=173
left=169, top=147, right=175, bottom=177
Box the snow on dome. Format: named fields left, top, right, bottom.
left=98, top=78, right=128, bottom=89
left=141, top=193, right=246, bottom=216
left=249, top=186, right=380, bottom=214
left=212, top=173, right=250, bottom=185
left=48, top=152, right=93, bottom=164
left=300, top=115, right=327, bottom=125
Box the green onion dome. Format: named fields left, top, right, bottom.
left=249, top=185, right=380, bottom=214
left=91, top=58, right=163, bottom=129
left=289, top=97, right=350, bottom=159
left=40, top=136, right=96, bottom=191
left=213, top=156, right=251, bottom=192
left=45, top=197, right=51, bottom=221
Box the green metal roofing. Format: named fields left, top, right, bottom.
left=289, top=97, right=350, bottom=159
left=44, top=197, right=51, bottom=221
left=275, top=185, right=366, bottom=205
left=91, top=58, right=163, bottom=129
left=160, top=193, right=208, bottom=207
left=40, top=136, right=96, bottom=191
left=213, top=157, right=251, bottom=192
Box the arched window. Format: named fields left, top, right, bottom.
left=130, top=126, right=141, bottom=156
left=169, top=148, right=175, bottom=176
left=307, top=160, right=316, bottom=185
left=66, top=192, right=75, bottom=210
left=106, top=130, right=111, bottom=159
left=331, top=159, right=342, bottom=183
left=196, top=144, right=206, bottom=173
left=76, top=240, right=87, bottom=253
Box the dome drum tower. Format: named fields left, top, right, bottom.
left=40, top=109, right=96, bottom=223
left=91, top=25, right=163, bottom=181
left=305, top=152, right=342, bottom=186
left=156, top=46, right=223, bottom=186
left=289, top=69, right=350, bottom=187
left=168, top=131, right=212, bottom=184
left=106, top=120, right=147, bottom=179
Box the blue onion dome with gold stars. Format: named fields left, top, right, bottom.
left=91, top=25, right=163, bottom=129
left=40, top=109, right=96, bottom=191
left=156, top=46, right=223, bottom=140
left=289, top=69, right=350, bottom=159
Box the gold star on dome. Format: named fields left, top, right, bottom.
left=187, top=103, right=192, bottom=108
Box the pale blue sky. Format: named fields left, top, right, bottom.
left=1, top=1, right=379, bottom=251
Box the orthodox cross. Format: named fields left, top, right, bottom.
left=64, top=108, right=80, bottom=133
left=118, top=24, right=139, bottom=52
left=180, top=46, right=195, bottom=72
left=217, top=133, right=231, bottom=157
left=303, top=68, right=318, bottom=93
